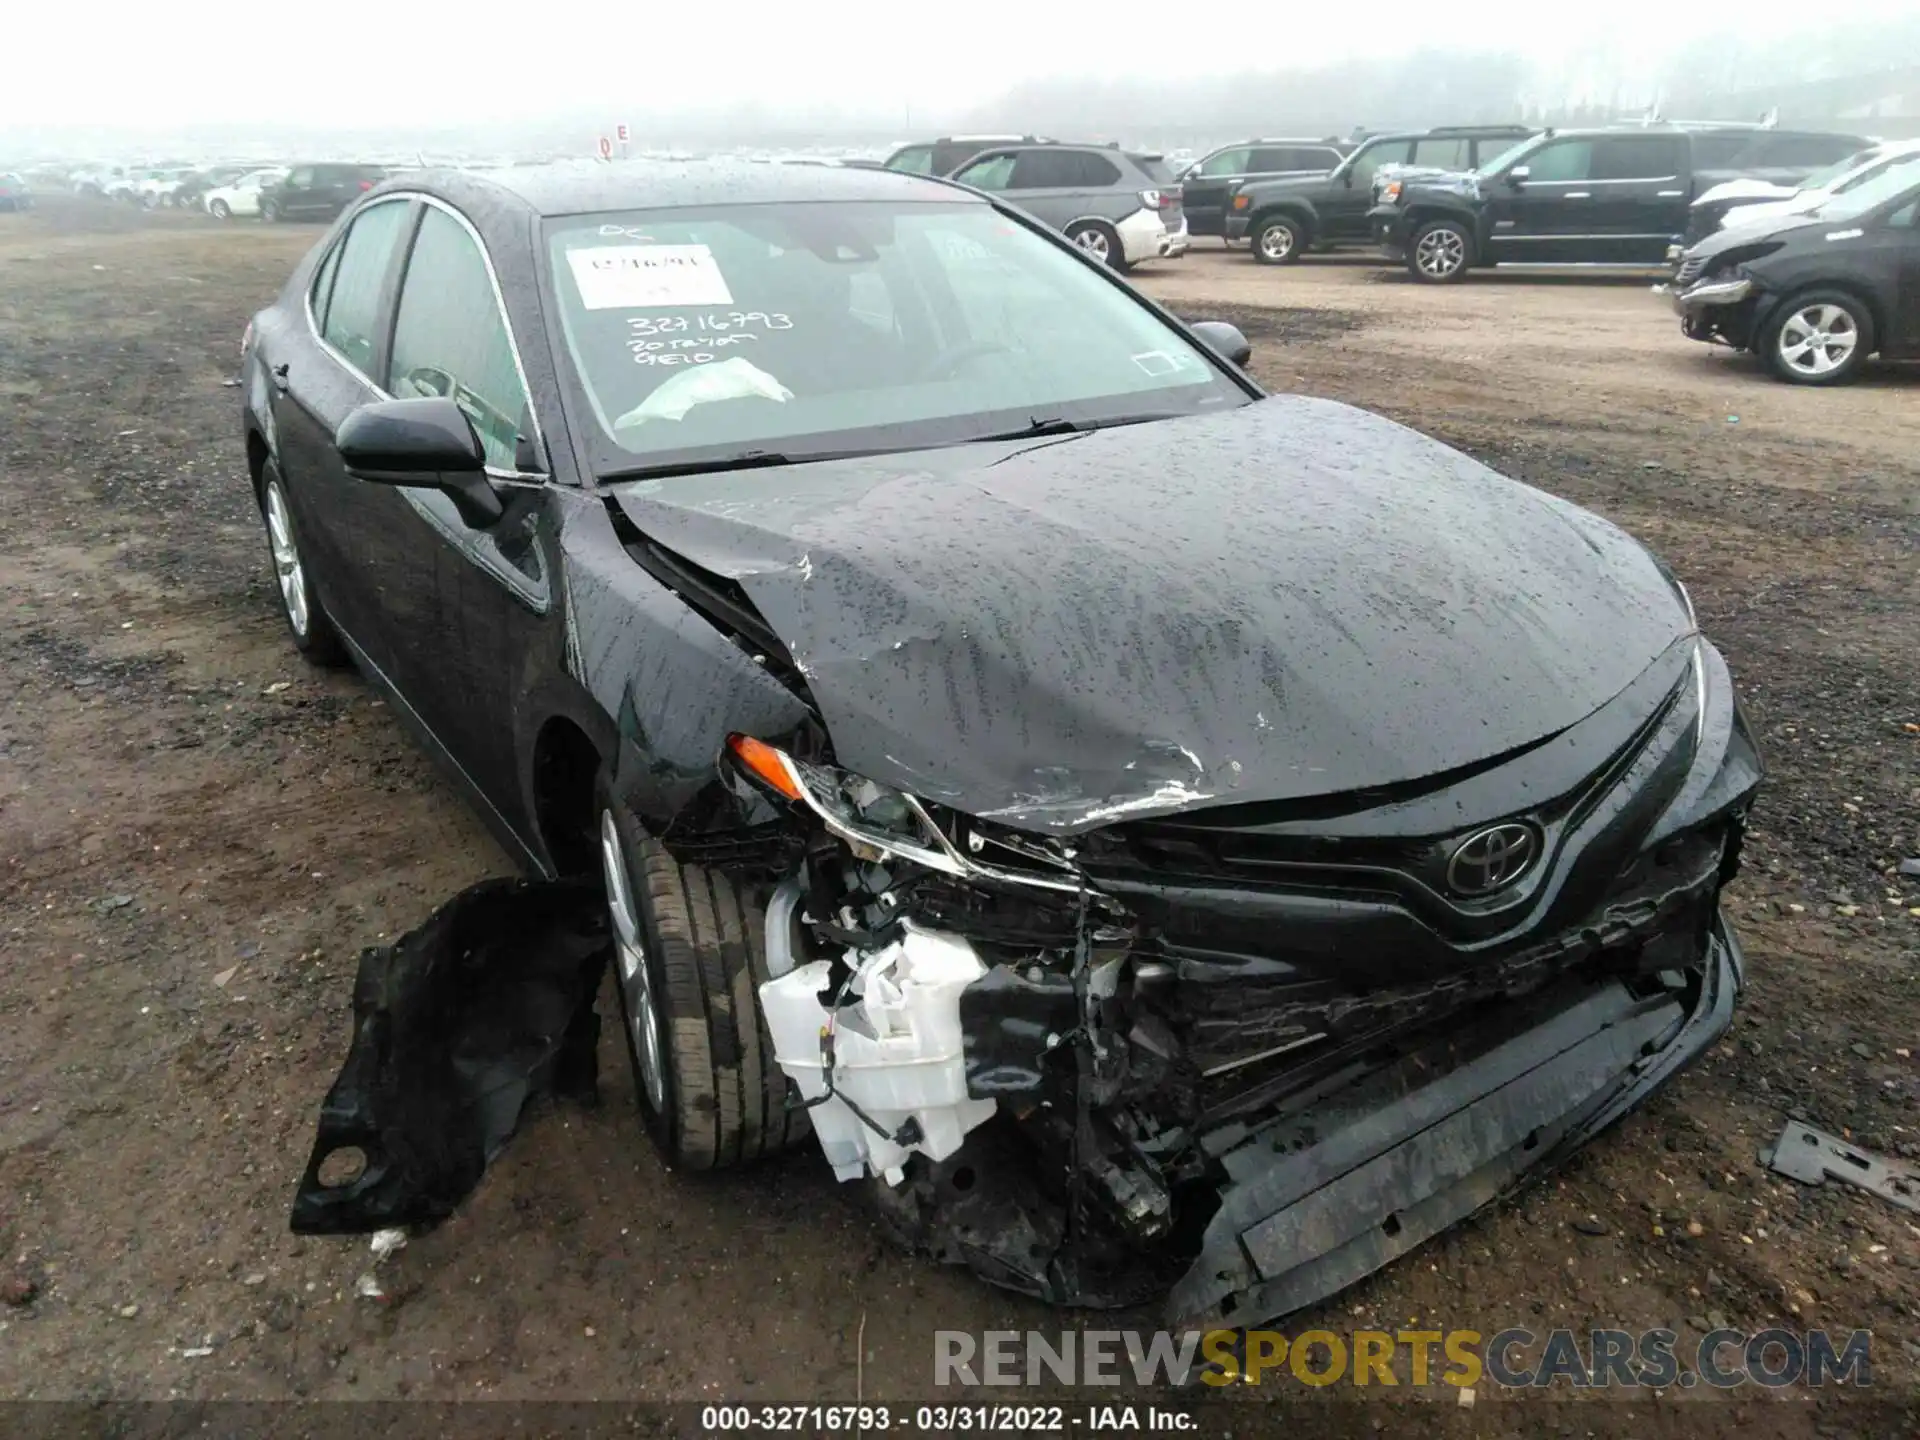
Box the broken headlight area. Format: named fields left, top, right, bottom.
left=728, top=729, right=1754, bottom=1328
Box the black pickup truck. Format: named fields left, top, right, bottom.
left=1222, top=126, right=1534, bottom=263
left=1368, top=125, right=1867, bottom=283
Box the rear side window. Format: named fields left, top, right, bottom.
left=386, top=206, right=530, bottom=470
left=1691, top=134, right=1752, bottom=168
left=1591, top=136, right=1683, bottom=180
left=1131, top=155, right=1176, bottom=186
left=1010, top=150, right=1120, bottom=188
left=1756, top=134, right=1864, bottom=168
left=318, top=199, right=409, bottom=376
left=1413, top=137, right=1472, bottom=170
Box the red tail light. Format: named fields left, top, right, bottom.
left=1140, top=187, right=1182, bottom=209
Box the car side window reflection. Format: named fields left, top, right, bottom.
left=386, top=206, right=531, bottom=471
left=955, top=155, right=1015, bottom=191
left=1888, top=200, right=1918, bottom=229
left=319, top=199, right=409, bottom=377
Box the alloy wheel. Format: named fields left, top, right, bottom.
left=263, top=481, right=310, bottom=638
left=600, top=809, right=667, bottom=1114
left=1415, top=227, right=1466, bottom=279
left=1259, top=225, right=1295, bottom=262
left=1776, top=303, right=1859, bottom=378
left=1073, top=226, right=1111, bottom=262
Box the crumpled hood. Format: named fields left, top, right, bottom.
left=609, top=396, right=1689, bottom=834
left=1684, top=210, right=1827, bottom=263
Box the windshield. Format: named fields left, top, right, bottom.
left=1808, top=162, right=1920, bottom=223
left=1800, top=148, right=1879, bottom=192
left=546, top=200, right=1248, bottom=474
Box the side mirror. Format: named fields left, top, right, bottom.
left=1507, top=165, right=1530, bottom=188
left=335, top=396, right=503, bottom=529
left=1190, top=320, right=1252, bottom=367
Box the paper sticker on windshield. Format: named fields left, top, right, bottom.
left=567, top=244, right=734, bottom=309
left=1131, top=350, right=1194, bottom=378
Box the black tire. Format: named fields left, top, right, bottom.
left=257, top=461, right=347, bottom=666
left=260, top=198, right=279, bottom=223
left=1407, top=218, right=1474, bottom=283
left=209, top=199, right=230, bottom=220
left=1065, top=219, right=1127, bottom=273
left=1252, top=215, right=1304, bottom=265
left=597, top=793, right=808, bottom=1171
left=1759, top=289, right=1874, bottom=386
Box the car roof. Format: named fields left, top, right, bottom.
left=381, top=159, right=984, bottom=218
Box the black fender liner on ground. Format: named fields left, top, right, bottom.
left=1169, top=916, right=1743, bottom=1329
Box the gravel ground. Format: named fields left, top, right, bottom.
left=0, top=198, right=1916, bottom=1430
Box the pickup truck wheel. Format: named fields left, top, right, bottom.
left=596, top=798, right=808, bottom=1171
left=1761, top=290, right=1872, bottom=386
left=1253, top=216, right=1303, bottom=264
left=1409, top=219, right=1473, bottom=283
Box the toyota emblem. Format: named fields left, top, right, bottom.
left=1446, top=823, right=1539, bottom=897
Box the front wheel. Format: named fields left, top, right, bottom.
left=596, top=798, right=808, bottom=1170
left=260, top=198, right=279, bottom=222
left=209, top=199, right=231, bottom=220
left=1761, top=290, right=1873, bottom=385
left=1408, top=218, right=1473, bottom=283
left=1253, top=216, right=1303, bottom=265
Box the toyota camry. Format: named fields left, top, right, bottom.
left=242, top=159, right=1762, bottom=1329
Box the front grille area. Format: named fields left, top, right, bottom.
left=1675, top=254, right=1709, bottom=288
left=1153, top=825, right=1729, bottom=1125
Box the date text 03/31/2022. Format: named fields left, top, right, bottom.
left=697, top=1405, right=1194, bottom=1432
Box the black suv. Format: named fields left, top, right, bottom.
left=261, top=163, right=390, bottom=223
left=1370, top=125, right=1868, bottom=283
left=1224, top=126, right=1534, bottom=263
left=1179, top=138, right=1351, bottom=238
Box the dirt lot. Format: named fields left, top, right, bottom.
left=1, top=197, right=1916, bottom=1426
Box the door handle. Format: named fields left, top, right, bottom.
left=1564, top=192, right=1591, bottom=200
left=271, top=362, right=290, bottom=393
left=1657, top=190, right=1684, bottom=198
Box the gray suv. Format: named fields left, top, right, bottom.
left=949, top=144, right=1188, bottom=272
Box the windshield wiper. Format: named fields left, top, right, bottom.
left=966, top=412, right=1186, bottom=447
left=597, top=448, right=804, bottom=482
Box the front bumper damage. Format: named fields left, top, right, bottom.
left=735, top=638, right=1762, bottom=1329
left=1672, top=273, right=1763, bottom=348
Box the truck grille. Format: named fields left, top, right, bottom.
left=1675, top=255, right=1708, bottom=288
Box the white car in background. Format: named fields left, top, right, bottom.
left=1716, top=139, right=1920, bottom=233
left=203, top=168, right=287, bottom=220
left=136, top=168, right=199, bottom=208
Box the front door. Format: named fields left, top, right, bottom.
left=1887, top=196, right=1920, bottom=353
left=1326, top=139, right=1412, bottom=241
left=1487, top=135, right=1687, bottom=264
left=1183, top=147, right=1252, bottom=237
left=370, top=200, right=552, bottom=830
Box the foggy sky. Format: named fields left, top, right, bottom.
left=3, top=1, right=1913, bottom=135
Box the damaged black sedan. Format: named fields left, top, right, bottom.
left=242, top=159, right=1761, bottom=1330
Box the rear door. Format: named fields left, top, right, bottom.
left=1586, top=134, right=1689, bottom=262
left=1889, top=194, right=1920, bottom=354
left=374, top=201, right=548, bottom=819
left=1007, top=148, right=1123, bottom=231
left=275, top=166, right=315, bottom=217
left=1181, top=147, right=1251, bottom=236
left=268, top=197, right=414, bottom=667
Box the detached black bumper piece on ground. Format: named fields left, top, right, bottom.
left=289, top=878, right=608, bottom=1235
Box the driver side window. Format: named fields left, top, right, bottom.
left=1522, top=141, right=1593, bottom=182
left=386, top=205, right=532, bottom=471
left=954, top=154, right=1016, bottom=191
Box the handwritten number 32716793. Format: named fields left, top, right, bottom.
left=627, top=312, right=794, bottom=339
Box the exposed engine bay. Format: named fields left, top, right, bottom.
left=718, top=677, right=1758, bottom=1328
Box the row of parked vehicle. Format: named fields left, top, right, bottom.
left=65, top=162, right=391, bottom=222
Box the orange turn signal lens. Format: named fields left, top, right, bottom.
left=727, top=734, right=802, bottom=801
